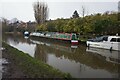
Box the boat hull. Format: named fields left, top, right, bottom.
left=30, top=35, right=72, bottom=44
left=87, top=41, right=120, bottom=51
left=71, top=40, right=78, bottom=45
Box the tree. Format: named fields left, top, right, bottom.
left=82, top=6, right=85, bottom=18
left=36, top=23, right=47, bottom=31
left=33, top=1, right=48, bottom=25
left=46, top=21, right=56, bottom=32
left=118, top=1, right=120, bottom=21
left=63, top=19, right=80, bottom=33
left=1, top=18, right=9, bottom=32
left=72, top=10, right=79, bottom=18
left=55, top=19, right=66, bottom=32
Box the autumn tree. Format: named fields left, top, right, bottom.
left=46, top=21, right=56, bottom=32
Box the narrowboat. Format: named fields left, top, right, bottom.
left=30, top=32, right=78, bottom=44
left=86, top=35, right=120, bottom=51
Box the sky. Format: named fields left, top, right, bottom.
left=0, top=0, right=120, bottom=22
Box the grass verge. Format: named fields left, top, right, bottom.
left=2, top=42, right=72, bottom=78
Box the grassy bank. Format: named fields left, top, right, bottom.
left=2, top=42, right=72, bottom=78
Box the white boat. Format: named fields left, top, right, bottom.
left=86, top=36, right=120, bottom=51
left=24, top=31, right=29, bottom=36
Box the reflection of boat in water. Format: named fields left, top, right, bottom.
left=32, top=38, right=119, bottom=74
left=86, top=36, right=120, bottom=51
left=86, top=47, right=120, bottom=64
left=30, top=39, right=77, bottom=53
left=24, top=36, right=29, bottom=39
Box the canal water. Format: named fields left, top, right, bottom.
left=3, top=35, right=120, bottom=78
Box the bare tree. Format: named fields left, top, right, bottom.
left=33, top=1, right=48, bottom=25
left=118, top=1, right=120, bottom=21
left=82, top=6, right=85, bottom=17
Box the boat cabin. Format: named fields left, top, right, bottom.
left=87, top=36, right=120, bottom=51
left=88, top=36, right=120, bottom=42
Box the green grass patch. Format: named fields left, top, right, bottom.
left=79, top=38, right=87, bottom=43
left=2, top=42, right=72, bottom=78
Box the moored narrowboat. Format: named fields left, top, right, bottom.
left=30, top=32, right=79, bottom=44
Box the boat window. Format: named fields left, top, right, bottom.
left=64, top=35, right=67, bottom=38
left=117, top=38, right=120, bottom=42
left=68, top=35, right=71, bottom=39
left=72, top=34, right=77, bottom=40
left=103, top=37, right=108, bottom=41
left=95, top=36, right=103, bottom=42
left=110, top=38, right=117, bottom=42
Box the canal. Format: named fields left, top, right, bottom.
left=3, top=35, right=120, bottom=78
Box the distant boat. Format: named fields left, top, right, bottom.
left=24, top=31, right=29, bottom=36
left=86, top=35, right=120, bottom=51
left=30, top=32, right=78, bottom=44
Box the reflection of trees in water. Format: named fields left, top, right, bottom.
left=34, top=44, right=48, bottom=63
left=37, top=44, right=119, bottom=73
left=4, top=34, right=32, bottom=45
left=13, top=34, right=19, bottom=45
left=4, top=34, right=19, bottom=45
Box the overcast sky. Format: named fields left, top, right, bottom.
left=0, top=0, right=120, bottom=22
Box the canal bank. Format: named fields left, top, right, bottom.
left=2, top=42, right=71, bottom=78
left=3, top=34, right=120, bottom=78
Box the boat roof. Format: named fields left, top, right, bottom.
left=97, top=35, right=120, bottom=38
left=108, top=36, right=120, bottom=38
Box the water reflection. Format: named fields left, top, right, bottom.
left=86, top=47, right=120, bottom=64
left=4, top=35, right=36, bottom=57
left=3, top=35, right=119, bottom=78
left=34, top=44, right=48, bottom=63
left=31, top=38, right=119, bottom=78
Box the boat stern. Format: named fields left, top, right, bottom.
left=71, top=40, right=78, bottom=45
